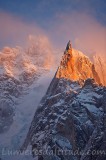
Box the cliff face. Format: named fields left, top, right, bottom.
left=56, top=41, right=101, bottom=84
left=22, top=42, right=106, bottom=160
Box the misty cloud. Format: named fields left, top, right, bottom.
left=0, top=11, right=45, bottom=48
left=0, top=11, right=106, bottom=84
left=47, top=12, right=106, bottom=84
left=48, top=12, right=106, bottom=56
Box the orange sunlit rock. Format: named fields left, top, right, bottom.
left=56, top=41, right=101, bottom=84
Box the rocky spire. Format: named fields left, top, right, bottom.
left=56, top=41, right=101, bottom=84
left=66, top=40, right=72, bottom=51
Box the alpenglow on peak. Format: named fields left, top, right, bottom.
left=56, top=41, right=101, bottom=84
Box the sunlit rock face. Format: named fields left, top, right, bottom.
left=93, top=54, right=106, bottom=86
left=23, top=41, right=106, bottom=160
left=56, top=41, right=101, bottom=84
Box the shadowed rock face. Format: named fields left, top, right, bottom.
left=0, top=75, right=22, bottom=133
left=22, top=42, right=106, bottom=160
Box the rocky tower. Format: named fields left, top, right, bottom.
left=56, top=41, right=100, bottom=84
left=21, top=42, right=106, bottom=160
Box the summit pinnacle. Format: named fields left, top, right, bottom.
left=66, top=40, right=72, bottom=50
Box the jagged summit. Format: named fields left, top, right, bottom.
left=56, top=41, right=100, bottom=84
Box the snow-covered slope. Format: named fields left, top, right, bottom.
left=0, top=44, right=52, bottom=79
left=0, top=36, right=54, bottom=133
left=22, top=41, right=106, bottom=160
left=0, top=70, right=55, bottom=160
left=0, top=38, right=55, bottom=160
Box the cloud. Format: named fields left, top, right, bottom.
left=47, top=11, right=106, bottom=84
left=0, top=11, right=45, bottom=48
left=48, top=12, right=106, bottom=57
left=0, top=11, right=55, bottom=68
left=0, top=11, right=106, bottom=84
left=0, top=11, right=105, bottom=57
left=0, top=11, right=56, bottom=79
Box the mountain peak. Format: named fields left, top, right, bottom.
left=65, top=40, right=72, bottom=51
left=22, top=42, right=106, bottom=160
left=56, top=42, right=101, bottom=84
